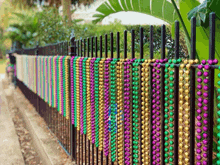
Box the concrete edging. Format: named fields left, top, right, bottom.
left=13, top=91, right=53, bottom=165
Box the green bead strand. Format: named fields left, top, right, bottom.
left=110, top=58, right=118, bottom=162
left=132, top=59, right=142, bottom=164
left=94, top=58, right=100, bottom=147
left=163, top=59, right=182, bottom=164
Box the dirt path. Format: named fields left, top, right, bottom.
left=1, top=76, right=42, bottom=165
left=0, top=75, right=25, bottom=165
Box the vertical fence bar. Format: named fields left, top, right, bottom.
left=81, top=39, right=84, bottom=165
left=131, top=29, right=135, bottom=165
left=116, top=31, right=120, bottom=165
left=95, top=36, right=99, bottom=165
left=76, top=39, right=80, bottom=165
left=174, top=21, right=179, bottom=165
left=95, top=37, right=98, bottom=58
left=84, top=39, right=86, bottom=57
left=100, top=35, right=104, bottom=165
left=150, top=25, right=153, bottom=165
left=123, top=30, right=128, bottom=165
left=83, top=38, right=87, bottom=165
left=104, top=33, right=108, bottom=165
left=117, top=32, right=120, bottom=59
left=91, top=36, right=95, bottom=165
left=190, top=17, right=196, bottom=165
left=131, top=30, right=135, bottom=59
left=161, top=24, right=165, bottom=165
left=100, top=36, right=103, bottom=58
left=139, top=27, right=143, bottom=165
left=87, top=37, right=91, bottom=165
left=105, top=34, right=108, bottom=59
left=80, top=39, right=84, bottom=165
left=208, top=12, right=215, bottom=165
left=110, top=32, right=113, bottom=59
left=110, top=32, right=114, bottom=165
left=70, top=37, right=73, bottom=161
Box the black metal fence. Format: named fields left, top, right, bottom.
left=14, top=12, right=220, bottom=165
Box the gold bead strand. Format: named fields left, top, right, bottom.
left=141, top=60, right=151, bottom=165
left=178, top=61, right=185, bottom=164
left=99, top=58, right=105, bottom=150
left=65, top=56, right=71, bottom=119
left=76, top=57, right=81, bottom=131
left=117, top=59, right=124, bottom=165
left=86, top=57, right=92, bottom=140
left=178, top=59, right=198, bottom=165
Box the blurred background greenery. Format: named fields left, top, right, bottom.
left=0, top=0, right=188, bottom=60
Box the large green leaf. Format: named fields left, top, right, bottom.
left=186, top=0, right=220, bottom=85
left=93, top=0, right=178, bottom=24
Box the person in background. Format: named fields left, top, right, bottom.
left=5, top=53, right=16, bottom=87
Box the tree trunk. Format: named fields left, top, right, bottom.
left=62, top=0, right=71, bottom=26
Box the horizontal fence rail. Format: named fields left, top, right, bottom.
left=14, top=13, right=220, bottom=165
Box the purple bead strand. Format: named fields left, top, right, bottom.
left=152, top=61, right=161, bottom=165
left=71, top=57, right=75, bottom=125
left=196, top=60, right=209, bottom=165
left=90, top=58, right=96, bottom=143
left=79, top=57, right=84, bottom=134
left=104, top=58, right=111, bottom=156
left=60, top=56, right=65, bottom=115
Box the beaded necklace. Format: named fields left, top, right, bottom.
left=36, top=56, right=38, bottom=96
left=86, top=58, right=92, bottom=139
left=41, top=56, right=44, bottom=99
left=216, top=60, right=220, bottom=164
left=44, top=56, right=46, bottom=101
left=104, top=58, right=111, bottom=156
left=54, top=56, right=58, bottom=108
left=41, top=57, right=44, bottom=99
left=34, top=57, right=36, bottom=93
left=164, top=58, right=181, bottom=164
left=48, top=57, right=52, bottom=107
left=65, top=56, right=70, bottom=119
left=45, top=57, right=48, bottom=103
left=76, top=57, right=80, bottom=130
left=117, top=59, right=124, bottom=165
left=124, top=59, right=132, bottom=165
left=56, top=56, right=61, bottom=111
left=37, top=56, right=41, bottom=96
left=34, top=56, right=37, bottom=94
left=62, top=56, right=66, bottom=116
left=94, top=57, right=101, bottom=146
left=151, top=59, right=162, bottom=164
left=110, top=58, right=118, bottom=162
left=50, top=56, right=53, bottom=107
left=73, top=57, right=79, bottom=126
left=99, top=58, right=105, bottom=150
left=70, top=56, right=75, bottom=124
left=178, top=59, right=197, bottom=164
left=79, top=57, right=84, bottom=134
left=196, top=59, right=213, bottom=165
left=90, top=57, right=96, bottom=143
left=141, top=60, right=151, bottom=165
left=60, top=56, right=64, bottom=114
left=82, top=57, right=88, bottom=133
left=132, top=59, right=142, bottom=165
left=33, top=57, right=35, bottom=92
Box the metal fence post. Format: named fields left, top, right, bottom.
left=70, top=36, right=77, bottom=161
